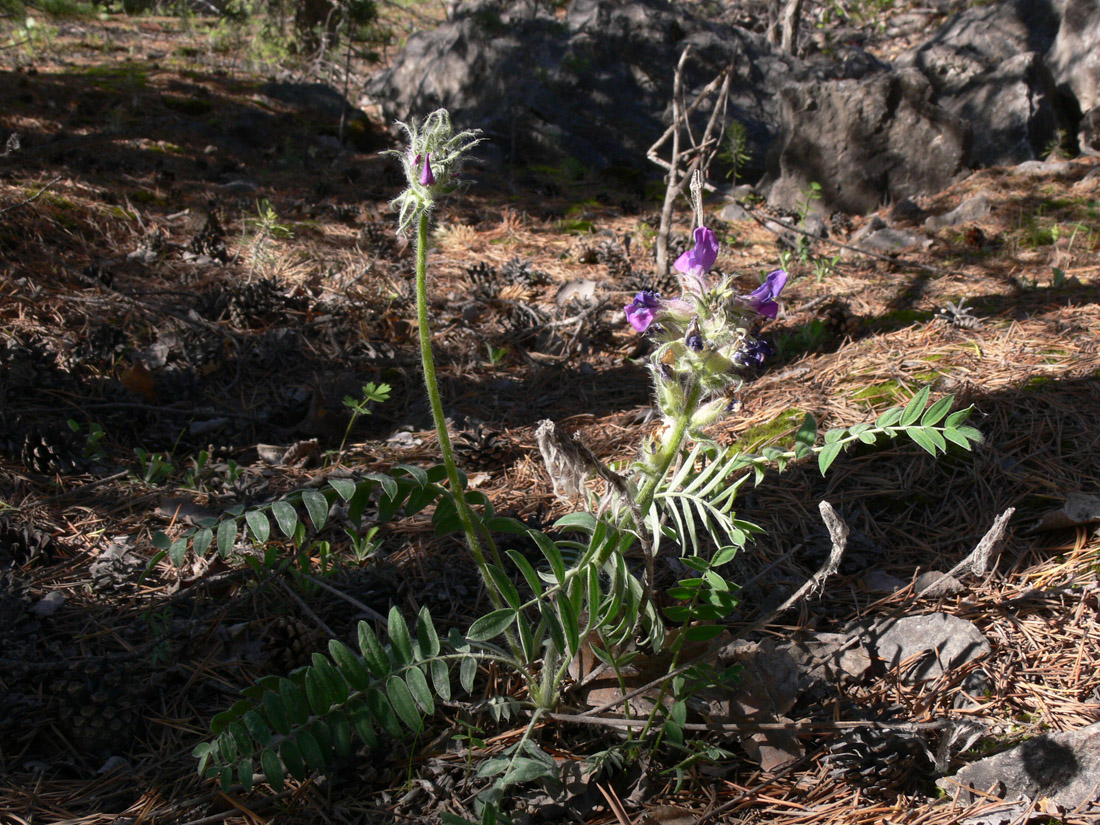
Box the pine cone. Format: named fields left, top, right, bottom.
left=50, top=659, right=153, bottom=756
left=825, top=728, right=933, bottom=791
left=262, top=615, right=325, bottom=672
left=189, top=209, right=229, bottom=262
left=19, top=426, right=80, bottom=474
left=455, top=425, right=513, bottom=472
left=501, top=256, right=550, bottom=287
left=824, top=300, right=861, bottom=339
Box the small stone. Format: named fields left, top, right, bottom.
left=924, top=193, right=991, bottom=230
left=939, top=722, right=1100, bottom=812
left=915, top=571, right=966, bottom=596
left=32, top=591, right=65, bottom=617
left=862, top=569, right=907, bottom=593
left=858, top=612, right=990, bottom=684
left=855, top=227, right=933, bottom=254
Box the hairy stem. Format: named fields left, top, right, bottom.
left=414, top=212, right=506, bottom=594
left=635, top=382, right=702, bottom=515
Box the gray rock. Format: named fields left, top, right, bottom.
left=925, top=193, right=991, bottom=230
left=801, top=213, right=828, bottom=240
left=855, top=227, right=933, bottom=255
left=369, top=0, right=828, bottom=178
left=858, top=612, right=990, bottom=683
left=939, top=722, right=1100, bottom=813
left=764, top=70, right=970, bottom=216
left=1080, top=105, right=1100, bottom=156
left=1010, top=159, right=1076, bottom=177
left=890, top=197, right=926, bottom=223
left=1048, top=0, right=1100, bottom=118
left=901, top=0, right=1061, bottom=89
left=946, top=52, right=1061, bottom=167
left=782, top=631, right=872, bottom=684
left=899, top=0, right=1066, bottom=167
left=915, top=570, right=966, bottom=597
left=261, top=81, right=352, bottom=118
left=719, top=201, right=752, bottom=222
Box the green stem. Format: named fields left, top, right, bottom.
left=414, top=212, right=506, bottom=598
left=635, top=382, right=702, bottom=516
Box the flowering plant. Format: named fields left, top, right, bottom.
left=191, top=113, right=983, bottom=820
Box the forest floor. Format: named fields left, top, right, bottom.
left=1, top=6, right=1100, bottom=825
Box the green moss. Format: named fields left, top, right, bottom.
left=1023, top=375, right=1054, bottom=392
left=559, top=218, right=594, bottom=235
left=913, top=370, right=944, bottom=383
left=76, top=64, right=148, bottom=88
left=732, top=408, right=806, bottom=453
left=852, top=380, right=903, bottom=404
left=130, top=189, right=166, bottom=206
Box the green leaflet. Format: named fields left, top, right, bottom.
left=416, top=607, right=441, bottom=658
left=388, top=605, right=414, bottom=665
left=271, top=500, right=298, bottom=537
left=358, top=621, right=391, bottom=678
left=279, top=739, right=306, bottom=781
left=467, top=608, right=517, bottom=642
left=261, top=748, right=284, bottom=791
left=405, top=666, right=435, bottom=715
left=386, top=675, right=424, bottom=732
left=328, top=639, right=373, bottom=691
left=301, top=488, right=329, bottom=531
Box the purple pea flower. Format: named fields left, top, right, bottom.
left=419, top=153, right=435, bottom=186
left=746, top=269, right=787, bottom=319
left=625, top=290, right=662, bottom=333
left=674, top=226, right=719, bottom=293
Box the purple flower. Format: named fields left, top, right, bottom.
left=736, top=338, right=773, bottom=367
left=418, top=153, right=435, bottom=186
left=674, top=226, right=719, bottom=293
left=746, top=269, right=787, bottom=319
left=625, top=290, right=662, bottom=333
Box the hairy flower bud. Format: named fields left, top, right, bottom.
left=388, top=109, right=482, bottom=235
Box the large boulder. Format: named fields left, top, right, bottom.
left=367, top=0, right=822, bottom=179
left=763, top=69, right=971, bottom=216
left=1048, top=0, right=1100, bottom=154
left=898, top=0, right=1066, bottom=166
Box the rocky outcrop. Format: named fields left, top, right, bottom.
left=368, top=0, right=1100, bottom=213
left=1048, top=0, right=1100, bottom=154
left=369, top=0, right=852, bottom=180
left=897, top=0, right=1066, bottom=166
left=764, top=70, right=970, bottom=215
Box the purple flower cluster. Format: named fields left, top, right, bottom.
left=622, top=224, right=786, bottom=426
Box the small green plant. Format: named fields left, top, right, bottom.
left=485, top=344, right=508, bottom=366
left=133, top=447, right=174, bottom=485
left=338, top=381, right=391, bottom=458
left=68, top=419, right=106, bottom=462
left=344, top=524, right=382, bottom=562
left=719, top=120, right=751, bottom=185
left=813, top=253, right=841, bottom=282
